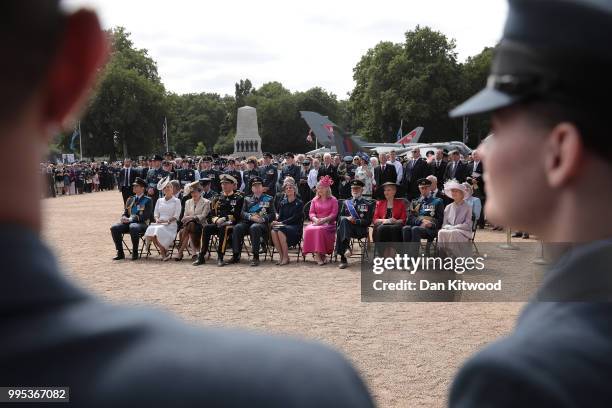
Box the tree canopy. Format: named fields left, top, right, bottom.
left=61, top=25, right=494, bottom=158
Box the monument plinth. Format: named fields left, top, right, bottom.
left=233, top=106, right=262, bottom=157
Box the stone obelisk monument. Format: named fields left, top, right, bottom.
left=232, top=106, right=262, bottom=157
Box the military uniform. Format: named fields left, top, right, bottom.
left=335, top=180, right=374, bottom=268
left=242, top=168, right=260, bottom=196
left=402, top=189, right=444, bottom=243
left=259, top=162, right=278, bottom=196
left=199, top=168, right=221, bottom=193
left=337, top=158, right=356, bottom=200
left=146, top=164, right=169, bottom=196
left=110, top=178, right=152, bottom=260
left=298, top=162, right=314, bottom=203
left=230, top=177, right=274, bottom=266
left=177, top=167, right=196, bottom=186
left=195, top=174, right=244, bottom=266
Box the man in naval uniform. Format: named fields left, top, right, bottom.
left=241, top=156, right=260, bottom=196
left=335, top=180, right=374, bottom=269
left=193, top=174, right=244, bottom=267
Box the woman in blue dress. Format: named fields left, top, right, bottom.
left=270, top=181, right=304, bottom=266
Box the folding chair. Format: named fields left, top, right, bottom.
left=469, top=214, right=479, bottom=254
left=121, top=232, right=147, bottom=259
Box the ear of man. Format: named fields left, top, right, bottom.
left=41, top=9, right=108, bottom=140
left=544, top=122, right=585, bottom=189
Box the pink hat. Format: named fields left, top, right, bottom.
left=318, top=175, right=334, bottom=188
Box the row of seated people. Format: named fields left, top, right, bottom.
left=110, top=173, right=479, bottom=268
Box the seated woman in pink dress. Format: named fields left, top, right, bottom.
left=302, top=175, right=338, bottom=265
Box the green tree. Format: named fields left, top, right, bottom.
left=460, top=47, right=494, bottom=145
left=193, top=141, right=206, bottom=156
left=76, top=27, right=167, bottom=160
left=350, top=26, right=463, bottom=143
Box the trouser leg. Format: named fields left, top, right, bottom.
left=110, top=223, right=130, bottom=251
left=249, top=223, right=266, bottom=257
left=232, top=223, right=247, bottom=258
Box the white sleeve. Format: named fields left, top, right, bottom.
left=194, top=171, right=200, bottom=181
left=308, top=169, right=317, bottom=189
left=395, top=161, right=403, bottom=184
left=173, top=199, right=182, bottom=220
left=154, top=199, right=161, bottom=220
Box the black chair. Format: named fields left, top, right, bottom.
left=121, top=232, right=147, bottom=258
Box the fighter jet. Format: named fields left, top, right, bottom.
left=300, top=111, right=471, bottom=157
left=300, top=111, right=424, bottom=157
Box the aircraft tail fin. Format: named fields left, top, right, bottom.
left=397, top=127, right=424, bottom=144
left=300, top=111, right=365, bottom=156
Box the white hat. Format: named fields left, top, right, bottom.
left=157, top=176, right=171, bottom=191
left=443, top=179, right=471, bottom=200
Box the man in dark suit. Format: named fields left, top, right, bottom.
left=374, top=153, right=397, bottom=188
left=430, top=149, right=448, bottom=183
left=401, top=147, right=432, bottom=200
left=1, top=3, right=374, bottom=407
left=467, top=149, right=486, bottom=228
left=449, top=0, right=612, bottom=406
left=118, top=158, right=138, bottom=204
left=443, top=150, right=469, bottom=183
left=317, top=153, right=339, bottom=197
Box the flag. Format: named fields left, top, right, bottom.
left=396, top=119, right=403, bottom=141
left=162, top=117, right=168, bottom=146
left=70, top=126, right=80, bottom=151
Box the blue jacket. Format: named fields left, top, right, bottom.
left=450, top=240, right=612, bottom=407
left=0, top=227, right=374, bottom=408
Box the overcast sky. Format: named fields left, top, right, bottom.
left=63, top=0, right=507, bottom=99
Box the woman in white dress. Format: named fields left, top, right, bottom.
left=145, top=177, right=182, bottom=260
left=354, top=154, right=373, bottom=197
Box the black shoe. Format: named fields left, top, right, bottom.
left=217, top=258, right=225, bottom=267
left=250, top=257, right=259, bottom=267
left=131, top=253, right=139, bottom=260
left=192, top=252, right=205, bottom=266
left=339, top=256, right=348, bottom=269
left=512, top=232, right=523, bottom=238
left=113, top=251, right=125, bottom=261
left=522, top=233, right=530, bottom=239
left=224, top=256, right=240, bottom=266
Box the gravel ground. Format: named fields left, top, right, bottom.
left=42, top=190, right=529, bottom=408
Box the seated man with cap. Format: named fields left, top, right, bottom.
left=193, top=174, right=244, bottom=266
left=229, top=176, right=274, bottom=266
left=402, top=178, right=444, bottom=246
left=110, top=177, right=153, bottom=260
left=335, top=180, right=374, bottom=269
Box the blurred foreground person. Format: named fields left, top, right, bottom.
left=1, top=2, right=373, bottom=407
left=449, top=0, right=612, bottom=407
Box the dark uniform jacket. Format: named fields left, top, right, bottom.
left=406, top=194, right=444, bottom=230
left=242, top=169, right=260, bottom=196
left=338, top=196, right=374, bottom=228
left=240, top=194, right=275, bottom=225
left=450, top=240, right=612, bottom=408
left=200, top=168, right=221, bottom=193
left=210, top=191, right=244, bottom=225
left=177, top=168, right=196, bottom=186
left=443, top=160, right=469, bottom=183
left=1, top=227, right=375, bottom=407
left=281, top=164, right=301, bottom=185
left=146, top=167, right=169, bottom=191
left=259, top=164, right=278, bottom=196
left=374, top=164, right=397, bottom=188
left=123, top=194, right=153, bottom=224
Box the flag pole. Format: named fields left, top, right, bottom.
left=78, top=120, right=83, bottom=160
left=164, top=117, right=169, bottom=152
